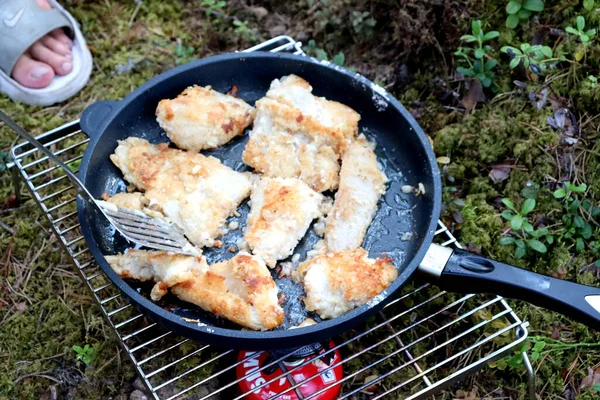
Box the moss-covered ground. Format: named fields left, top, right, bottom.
left=1, top=0, right=600, bottom=399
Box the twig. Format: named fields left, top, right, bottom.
left=14, top=371, right=60, bottom=384
left=128, top=1, right=142, bottom=28
left=0, top=203, right=35, bottom=215
left=0, top=220, right=14, bottom=235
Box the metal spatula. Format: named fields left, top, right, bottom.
left=0, top=110, right=198, bottom=256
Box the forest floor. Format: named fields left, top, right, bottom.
left=1, top=0, right=600, bottom=399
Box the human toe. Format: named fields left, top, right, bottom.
left=29, top=42, right=73, bottom=76
left=11, top=54, right=55, bottom=89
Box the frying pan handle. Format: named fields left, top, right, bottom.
left=80, top=100, right=118, bottom=139
left=436, top=246, right=600, bottom=330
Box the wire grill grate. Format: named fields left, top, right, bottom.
left=9, top=35, right=529, bottom=400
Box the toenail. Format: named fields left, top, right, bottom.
left=30, top=66, right=50, bottom=79
left=61, top=62, right=72, bottom=72
left=65, top=53, right=73, bottom=59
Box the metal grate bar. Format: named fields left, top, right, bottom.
left=8, top=35, right=529, bottom=400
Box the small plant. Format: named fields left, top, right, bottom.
left=174, top=40, right=194, bottom=65
left=201, top=0, right=226, bottom=19
left=455, top=20, right=499, bottom=88
left=499, top=197, right=551, bottom=259
left=304, top=40, right=345, bottom=66
left=505, top=0, right=544, bottom=29
left=587, top=75, right=598, bottom=89
left=73, top=344, right=96, bottom=366
left=566, top=16, right=596, bottom=61
left=232, top=20, right=258, bottom=43
left=351, top=11, right=376, bottom=38
left=553, top=182, right=599, bottom=253
left=501, top=43, right=555, bottom=74
left=584, top=0, right=596, bottom=10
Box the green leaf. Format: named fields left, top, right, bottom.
left=527, top=239, right=547, bottom=253
left=511, top=215, right=523, bottom=230
left=456, top=67, right=475, bottom=76
left=500, top=236, right=516, bottom=245
left=516, top=239, right=526, bottom=248
left=485, top=59, right=498, bottom=70
left=566, top=27, right=578, bottom=35
left=501, top=46, right=521, bottom=55
left=475, top=48, right=485, bottom=59
left=533, top=342, right=546, bottom=352
left=481, top=76, right=492, bottom=87
left=506, top=14, right=520, bottom=29
left=530, top=351, right=540, bottom=360
left=332, top=52, right=345, bottom=66
left=502, top=198, right=517, bottom=212
left=592, top=207, right=600, bottom=217
left=594, top=260, right=600, bottom=267
left=523, top=0, right=544, bottom=11
left=572, top=183, right=587, bottom=193
left=541, top=46, right=553, bottom=57
left=510, top=57, right=521, bottom=69
left=521, top=187, right=538, bottom=199
left=594, top=383, right=600, bottom=392
left=577, top=16, right=585, bottom=32
left=553, top=188, right=566, bottom=198
left=523, top=222, right=534, bottom=233
left=460, top=34, right=478, bottom=43
left=586, top=29, right=597, bottom=36
left=72, top=345, right=83, bottom=353
left=483, top=31, right=500, bottom=41
left=501, top=210, right=514, bottom=220
left=521, top=198, right=536, bottom=215
left=520, top=43, right=531, bottom=52
left=576, top=238, right=585, bottom=253
left=506, top=0, right=522, bottom=13
left=584, top=0, right=595, bottom=10
left=546, top=235, right=554, bottom=244
left=472, top=20, right=482, bottom=36
left=580, top=223, right=593, bottom=239
left=515, top=246, right=527, bottom=259
left=574, top=215, right=585, bottom=228
left=518, top=9, right=532, bottom=19
left=460, top=35, right=477, bottom=43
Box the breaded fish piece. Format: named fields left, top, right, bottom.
left=172, top=252, right=284, bottom=330
left=105, top=249, right=208, bottom=301
left=242, top=99, right=341, bottom=192
left=297, top=248, right=397, bottom=319
left=244, top=177, right=325, bottom=268
left=110, top=137, right=252, bottom=248
left=265, top=75, right=360, bottom=150
left=242, top=75, right=360, bottom=192
left=156, top=85, right=255, bottom=151
left=324, top=138, right=387, bottom=252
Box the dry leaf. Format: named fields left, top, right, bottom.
left=489, top=166, right=511, bottom=184
left=580, top=368, right=600, bottom=389
left=461, top=79, right=486, bottom=111
left=360, top=375, right=380, bottom=394
left=437, top=156, right=451, bottom=164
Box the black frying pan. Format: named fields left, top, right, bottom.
left=77, top=52, right=600, bottom=350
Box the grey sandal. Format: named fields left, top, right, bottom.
left=0, top=0, right=92, bottom=106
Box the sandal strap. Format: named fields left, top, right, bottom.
left=0, top=0, right=74, bottom=75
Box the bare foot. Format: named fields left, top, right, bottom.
left=10, top=0, right=74, bottom=89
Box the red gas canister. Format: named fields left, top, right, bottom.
left=236, top=342, right=343, bottom=400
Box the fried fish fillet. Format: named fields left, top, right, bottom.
left=172, top=252, right=284, bottom=330
left=242, top=75, right=360, bottom=192
left=244, top=177, right=325, bottom=268
left=156, top=85, right=255, bottom=151
left=105, top=249, right=208, bottom=301
left=297, top=248, right=397, bottom=319
left=110, top=137, right=252, bottom=248
left=324, top=138, right=387, bottom=252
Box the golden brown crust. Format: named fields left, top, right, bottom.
left=110, top=137, right=252, bottom=248
left=244, top=177, right=324, bottom=267
left=156, top=85, right=255, bottom=151
left=242, top=75, right=360, bottom=192
left=298, top=248, right=397, bottom=319
left=172, top=252, right=284, bottom=330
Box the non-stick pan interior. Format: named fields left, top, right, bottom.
left=78, top=52, right=440, bottom=348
